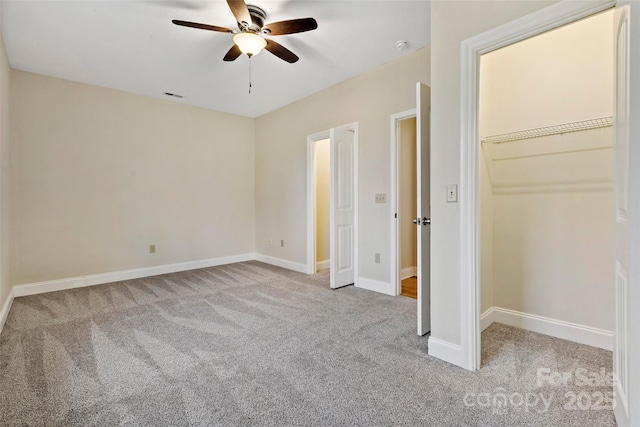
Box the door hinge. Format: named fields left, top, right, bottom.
left=395, top=213, right=397, bottom=218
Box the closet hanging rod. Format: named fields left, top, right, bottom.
left=481, top=116, right=613, bottom=145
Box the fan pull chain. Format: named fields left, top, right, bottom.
left=249, top=57, right=252, bottom=94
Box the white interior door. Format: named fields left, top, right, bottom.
left=416, top=82, right=431, bottom=335
left=330, top=125, right=355, bottom=288
left=613, top=3, right=630, bottom=424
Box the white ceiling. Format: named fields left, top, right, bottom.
left=1, top=1, right=430, bottom=118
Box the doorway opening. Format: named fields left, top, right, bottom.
left=390, top=82, right=431, bottom=336
left=395, top=115, right=418, bottom=299
left=314, top=138, right=330, bottom=273
left=306, top=123, right=359, bottom=289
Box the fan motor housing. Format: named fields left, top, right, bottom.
left=245, top=5, right=267, bottom=31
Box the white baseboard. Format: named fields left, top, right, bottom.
left=428, top=336, right=464, bottom=368
left=481, top=307, right=495, bottom=332
left=316, top=260, right=330, bottom=271
left=11, top=252, right=313, bottom=300
left=12, top=253, right=256, bottom=298
left=356, top=277, right=394, bottom=296
left=0, top=287, right=15, bottom=335
left=400, top=266, right=417, bottom=280
left=481, top=306, right=613, bottom=351
left=254, top=254, right=307, bottom=274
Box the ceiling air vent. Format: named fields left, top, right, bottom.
left=164, top=92, right=184, bottom=99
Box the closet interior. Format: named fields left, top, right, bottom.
left=479, top=9, right=615, bottom=352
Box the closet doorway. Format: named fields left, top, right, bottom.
left=306, top=123, right=359, bottom=289
left=314, top=139, right=330, bottom=273
left=478, top=10, right=615, bottom=356
left=461, top=2, right=630, bottom=421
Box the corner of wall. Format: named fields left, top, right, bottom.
left=0, top=30, right=13, bottom=312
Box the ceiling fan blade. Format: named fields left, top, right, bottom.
left=263, top=18, right=318, bottom=36
left=226, top=0, right=252, bottom=26
left=265, top=39, right=299, bottom=63
left=223, top=44, right=242, bottom=61
left=172, top=20, right=233, bottom=33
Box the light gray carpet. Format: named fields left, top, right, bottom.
left=0, top=261, right=616, bottom=426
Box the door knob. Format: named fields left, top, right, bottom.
left=412, top=218, right=421, bottom=225
left=423, top=217, right=431, bottom=226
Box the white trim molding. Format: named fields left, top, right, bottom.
left=356, top=277, right=394, bottom=296
left=480, top=307, right=496, bottom=332
left=0, top=287, right=15, bottom=334
left=401, top=266, right=417, bottom=280
left=459, top=0, right=617, bottom=372
left=2, top=253, right=261, bottom=334
left=255, top=254, right=308, bottom=274
left=13, top=253, right=257, bottom=298
left=0, top=253, right=370, bottom=338
left=316, top=260, right=330, bottom=271
left=428, top=337, right=464, bottom=368
left=0, top=251, right=358, bottom=336
left=481, top=307, right=613, bottom=351
left=2, top=251, right=307, bottom=334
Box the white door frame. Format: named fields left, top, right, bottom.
left=306, top=124, right=359, bottom=285
left=390, top=109, right=417, bottom=296
left=458, top=0, right=617, bottom=372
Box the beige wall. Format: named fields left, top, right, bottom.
left=0, top=32, right=12, bottom=307
left=430, top=0, right=558, bottom=346
left=315, top=139, right=330, bottom=264
left=485, top=132, right=614, bottom=329
left=9, top=47, right=429, bottom=287
left=479, top=10, right=614, bottom=331
left=255, top=47, right=429, bottom=282
left=12, top=71, right=255, bottom=284
left=479, top=10, right=613, bottom=137
left=399, top=117, right=417, bottom=272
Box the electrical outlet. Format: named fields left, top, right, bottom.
left=281, top=239, right=284, bottom=247
left=375, top=193, right=386, bottom=204
left=149, top=244, right=156, bottom=254
left=375, top=253, right=380, bottom=263
left=446, top=184, right=458, bottom=203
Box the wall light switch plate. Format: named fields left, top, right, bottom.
left=375, top=193, right=386, bottom=204
left=446, top=185, right=458, bottom=203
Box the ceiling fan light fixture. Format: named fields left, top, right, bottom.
left=233, top=32, right=267, bottom=57
left=172, top=0, right=315, bottom=63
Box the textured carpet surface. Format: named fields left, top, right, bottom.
left=0, top=261, right=616, bottom=426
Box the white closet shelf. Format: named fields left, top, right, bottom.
left=481, top=116, right=613, bottom=145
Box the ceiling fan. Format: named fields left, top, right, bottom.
left=172, top=0, right=318, bottom=63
